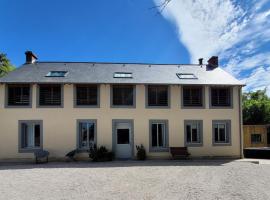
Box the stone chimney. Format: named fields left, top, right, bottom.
left=25, top=51, right=38, bottom=64
left=207, top=56, right=218, bottom=69
left=198, top=58, right=203, bottom=65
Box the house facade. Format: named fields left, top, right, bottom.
left=0, top=52, right=244, bottom=160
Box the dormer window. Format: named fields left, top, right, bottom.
left=46, top=71, right=68, bottom=77
left=177, top=73, right=197, bottom=79
left=113, top=72, right=132, bottom=78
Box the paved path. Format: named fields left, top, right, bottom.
left=0, top=160, right=269, bottom=200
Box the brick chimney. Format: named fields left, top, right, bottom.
left=25, top=51, right=38, bottom=64
left=207, top=56, right=218, bottom=69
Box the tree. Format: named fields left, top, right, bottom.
left=0, top=53, right=15, bottom=77
left=242, top=89, right=270, bottom=125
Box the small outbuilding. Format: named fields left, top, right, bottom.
left=243, top=125, right=270, bottom=148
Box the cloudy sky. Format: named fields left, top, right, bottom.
left=155, top=0, right=270, bottom=95
left=1, top=0, right=270, bottom=94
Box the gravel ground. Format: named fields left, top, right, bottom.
left=0, top=160, right=270, bottom=200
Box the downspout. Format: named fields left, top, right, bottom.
left=238, top=86, right=243, bottom=158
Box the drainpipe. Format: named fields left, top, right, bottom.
left=238, top=86, right=243, bottom=158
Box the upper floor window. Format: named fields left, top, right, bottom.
left=75, top=85, right=98, bottom=107
left=211, top=87, right=232, bottom=107
left=112, top=85, right=135, bottom=107
left=147, top=85, right=169, bottom=107
left=7, top=84, right=31, bottom=107
left=182, top=86, right=203, bottom=107
left=38, top=84, right=62, bottom=107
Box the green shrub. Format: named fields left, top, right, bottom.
left=136, top=144, right=146, bottom=160
left=89, top=145, right=114, bottom=162
left=65, top=149, right=79, bottom=161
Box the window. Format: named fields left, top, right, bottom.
left=46, top=71, right=68, bottom=77
left=117, top=129, right=130, bottom=144
left=7, top=84, right=31, bottom=107
left=213, top=120, right=231, bottom=145
left=185, top=120, right=203, bottom=146
left=75, top=85, right=98, bottom=106
left=38, top=84, right=62, bottom=106
left=177, top=73, right=197, bottom=79
left=149, top=120, right=168, bottom=151
left=182, top=87, right=203, bottom=107
left=147, top=85, right=169, bottom=107
left=251, top=134, right=262, bottom=144
left=211, top=87, right=232, bottom=107
left=19, top=120, right=42, bottom=152
left=112, top=85, right=135, bottom=107
left=114, top=72, right=133, bottom=78
left=77, top=120, right=96, bottom=150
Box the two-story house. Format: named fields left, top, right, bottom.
left=0, top=51, right=244, bottom=160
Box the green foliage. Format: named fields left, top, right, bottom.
left=0, top=53, right=15, bottom=77
left=242, top=89, right=270, bottom=125
left=136, top=144, right=146, bottom=160
left=89, top=145, right=114, bottom=162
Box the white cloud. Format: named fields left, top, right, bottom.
left=242, top=66, right=270, bottom=96
left=155, top=0, right=270, bottom=94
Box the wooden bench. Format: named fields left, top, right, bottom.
left=34, top=150, right=49, bottom=164
left=170, top=147, right=190, bottom=159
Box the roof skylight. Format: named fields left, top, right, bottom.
left=176, top=73, right=197, bottom=79
left=46, top=71, right=68, bottom=77
left=113, top=72, right=133, bottom=78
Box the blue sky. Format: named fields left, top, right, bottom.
left=1, top=0, right=270, bottom=94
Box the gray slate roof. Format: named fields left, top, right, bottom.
left=0, top=62, right=244, bottom=86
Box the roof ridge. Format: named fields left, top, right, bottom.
left=35, top=61, right=202, bottom=66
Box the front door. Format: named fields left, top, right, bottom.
left=114, top=121, right=133, bottom=159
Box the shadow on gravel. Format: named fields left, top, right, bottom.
left=0, top=159, right=237, bottom=170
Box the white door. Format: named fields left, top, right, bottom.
left=115, top=122, right=132, bottom=159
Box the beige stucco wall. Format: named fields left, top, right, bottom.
left=0, top=84, right=242, bottom=160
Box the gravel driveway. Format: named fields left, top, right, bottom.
left=0, top=160, right=269, bottom=200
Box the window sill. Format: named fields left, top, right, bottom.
left=5, top=106, right=32, bottom=108
left=19, top=147, right=42, bottom=153
left=146, top=105, right=170, bottom=109
left=111, top=105, right=136, bottom=108
left=213, top=142, right=231, bottom=146
left=182, top=106, right=205, bottom=109
left=209, top=106, right=233, bottom=109
left=74, top=105, right=100, bottom=108
left=185, top=143, right=203, bottom=147
left=149, top=147, right=169, bottom=152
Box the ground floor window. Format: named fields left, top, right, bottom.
left=213, top=120, right=231, bottom=145
left=19, top=120, right=42, bottom=152
left=149, top=120, right=168, bottom=151
left=77, top=120, right=97, bottom=150
left=184, top=120, right=203, bottom=146
left=251, top=134, right=262, bottom=144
